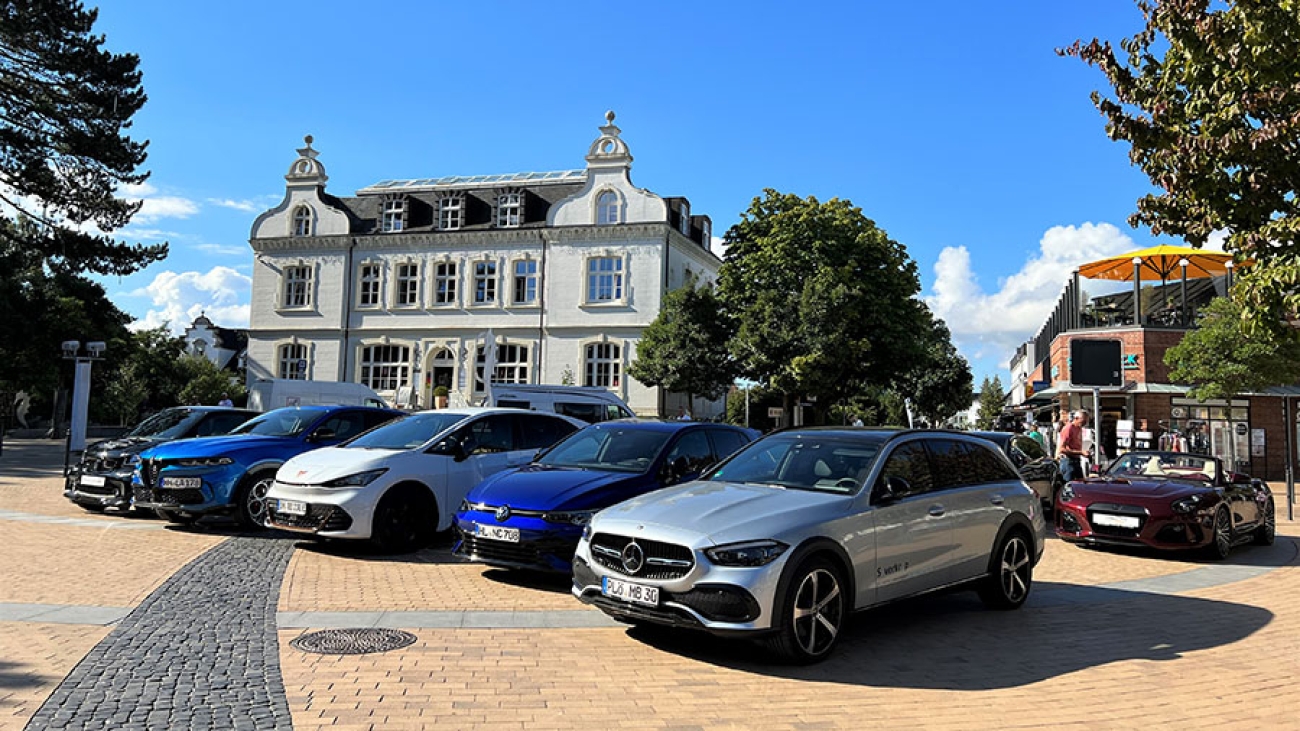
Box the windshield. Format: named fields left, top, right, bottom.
left=537, top=427, right=672, bottom=472
left=705, top=433, right=883, bottom=494
left=1105, top=452, right=1217, bottom=482
left=230, top=408, right=317, bottom=438
left=346, top=412, right=465, bottom=450
left=125, top=408, right=199, bottom=439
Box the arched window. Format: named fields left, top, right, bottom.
left=584, top=342, right=621, bottom=387
left=292, top=206, right=311, bottom=237
left=277, top=343, right=308, bottom=380
left=597, top=191, right=620, bottom=225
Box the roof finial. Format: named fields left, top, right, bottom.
left=604, top=110, right=615, bottom=125
left=304, top=134, right=314, bottom=147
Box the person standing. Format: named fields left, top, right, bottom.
left=1026, top=422, right=1046, bottom=450
left=1056, top=410, right=1090, bottom=482
left=217, top=393, right=233, bottom=407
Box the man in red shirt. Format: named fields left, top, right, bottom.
left=1056, top=410, right=1091, bottom=481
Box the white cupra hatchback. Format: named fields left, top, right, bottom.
left=572, top=427, right=1047, bottom=663
left=265, top=408, right=583, bottom=551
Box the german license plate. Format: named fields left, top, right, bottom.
left=475, top=523, right=520, bottom=542
left=1093, top=513, right=1140, bottom=529
left=602, top=576, right=659, bottom=606
left=160, top=476, right=201, bottom=490
left=277, top=499, right=307, bottom=516
left=79, top=474, right=106, bottom=487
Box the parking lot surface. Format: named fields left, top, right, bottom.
left=2, top=438, right=1297, bottom=730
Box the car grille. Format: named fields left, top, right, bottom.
left=134, top=486, right=204, bottom=506
left=589, top=532, right=694, bottom=580
left=267, top=504, right=353, bottom=532
left=457, top=532, right=576, bottom=567
left=81, top=453, right=127, bottom=473
left=75, top=481, right=118, bottom=497
left=1087, top=503, right=1148, bottom=538
left=139, top=458, right=178, bottom=489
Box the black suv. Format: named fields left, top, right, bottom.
left=65, top=406, right=256, bottom=512
left=970, top=430, right=1062, bottom=511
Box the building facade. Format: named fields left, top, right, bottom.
left=245, top=113, right=721, bottom=415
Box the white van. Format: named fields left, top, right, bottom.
left=247, top=378, right=388, bottom=412
left=485, top=384, right=633, bottom=424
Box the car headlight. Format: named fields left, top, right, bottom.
left=705, top=539, right=789, bottom=567
left=176, top=456, right=234, bottom=467
left=1060, top=484, right=1075, bottom=502
left=1172, top=494, right=1209, bottom=514
left=321, top=469, right=388, bottom=488
left=542, top=510, right=596, bottom=525
left=580, top=523, right=593, bottom=542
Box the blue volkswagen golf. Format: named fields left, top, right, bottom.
left=453, top=419, right=759, bottom=573
left=132, top=405, right=403, bottom=528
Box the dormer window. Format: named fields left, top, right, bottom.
left=679, top=202, right=690, bottom=235
left=597, top=191, right=621, bottom=225
left=382, top=195, right=407, bottom=232
left=438, top=194, right=463, bottom=230
left=292, top=205, right=312, bottom=237
left=496, top=190, right=523, bottom=228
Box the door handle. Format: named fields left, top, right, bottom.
left=928, top=505, right=946, bottom=517
left=989, top=494, right=1005, bottom=506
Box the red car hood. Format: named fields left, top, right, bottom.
left=1070, top=477, right=1211, bottom=504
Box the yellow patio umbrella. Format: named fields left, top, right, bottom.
left=1076, top=244, right=1251, bottom=325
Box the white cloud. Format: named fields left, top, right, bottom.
left=207, top=198, right=262, bottom=213
left=925, top=222, right=1138, bottom=364
left=194, top=243, right=249, bottom=257
left=119, top=181, right=199, bottom=224
left=711, top=236, right=727, bottom=258
left=126, top=266, right=251, bottom=335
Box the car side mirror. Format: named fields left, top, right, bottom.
left=309, top=428, right=336, bottom=442
left=875, top=475, right=910, bottom=503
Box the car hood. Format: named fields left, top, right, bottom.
left=1070, top=477, right=1211, bottom=503
left=141, top=433, right=282, bottom=459
left=468, top=465, right=651, bottom=511
left=86, top=435, right=165, bottom=457
left=278, top=446, right=403, bottom=484
left=593, top=480, right=847, bottom=545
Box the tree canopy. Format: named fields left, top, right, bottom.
left=627, top=276, right=735, bottom=412
left=893, top=311, right=974, bottom=426
left=1165, top=296, right=1300, bottom=400
left=0, top=0, right=166, bottom=275
left=1060, top=0, right=1300, bottom=329
left=976, top=375, right=1005, bottom=430
left=717, top=189, right=930, bottom=411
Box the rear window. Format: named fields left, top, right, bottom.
left=555, top=402, right=602, bottom=423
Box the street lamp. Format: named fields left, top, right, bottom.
left=1179, top=258, right=1190, bottom=326
left=1131, top=257, right=1143, bottom=326
left=61, top=340, right=106, bottom=474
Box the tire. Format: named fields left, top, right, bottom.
left=371, top=485, right=437, bottom=554
left=978, top=529, right=1034, bottom=610
left=235, top=471, right=274, bottom=530
left=1205, top=506, right=1233, bottom=560
left=1253, top=500, right=1276, bottom=546
left=762, top=555, right=846, bottom=664
left=154, top=508, right=196, bottom=525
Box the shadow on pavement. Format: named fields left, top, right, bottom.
left=479, top=567, right=572, bottom=593
left=1056, top=535, right=1298, bottom=569
left=290, top=532, right=463, bottom=563
left=624, top=582, right=1274, bottom=689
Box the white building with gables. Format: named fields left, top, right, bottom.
left=245, top=112, right=721, bottom=415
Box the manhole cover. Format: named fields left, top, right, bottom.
left=290, top=628, right=418, bottom=655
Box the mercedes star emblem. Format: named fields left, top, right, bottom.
left=621, top=541, right=645, bottom=574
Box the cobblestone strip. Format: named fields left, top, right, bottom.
left=24, top=536, right=296, bottom=731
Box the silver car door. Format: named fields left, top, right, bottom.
left=869, top=439, right=955, bottom=604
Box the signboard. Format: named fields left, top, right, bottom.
left=1070, top=339, right=1122, bottom=387
left=1251, top=428, right=1266, bottom=457
left=1236, top=423, right=1248, bottom=436
left=767, top=407, right=784, bottom=418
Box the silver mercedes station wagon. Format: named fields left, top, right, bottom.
left=572, top=428, right=1047, bottom=663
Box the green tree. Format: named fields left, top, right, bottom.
left=976, top=375, right=1005, bottom=430
left=0, top=1, right=166, bottom=275
left=1165, top=296, right=1300, bottom=400
left=717, top=190, right=929, bottom=421
left=1060, top=1, right=1300, bottom=329
left=176, top=354, right=245, bottom=407
left=628, top=277, right=735, bottom=415
left=892, top=311, right=974, bottom=426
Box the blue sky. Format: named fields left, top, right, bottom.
left=88, top=0, right=1200, bottom=388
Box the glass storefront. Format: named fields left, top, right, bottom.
left=1168, top=400, right=1250, bottom=472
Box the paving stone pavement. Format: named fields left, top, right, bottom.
left=21, top=536, right=296, bottom=731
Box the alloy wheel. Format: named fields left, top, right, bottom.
left=246, top=477, right=272, bottom=523
left=791, top=568, right=843, bottom=658
left=998, top=535, right=1031, bottom=603
left=1213, top=508, right=1232, bottom=557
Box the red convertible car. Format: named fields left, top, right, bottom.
left=1056, top=451, right=1275, bottom=559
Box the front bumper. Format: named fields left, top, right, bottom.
left=64, top=469, right=134, bottom=509
left=131, top=464, right=243, bottom=514
left=1055, top=503, right=1213, bottom=550
left=452, top=511, right=583, bottom=573
left=263, top=481, right=372, bottom=540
